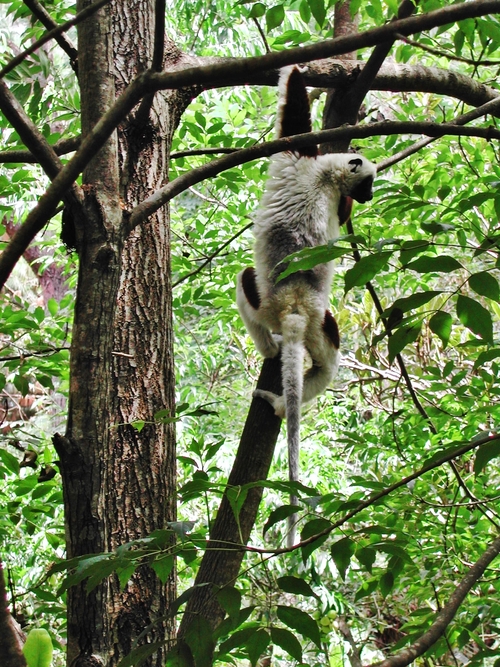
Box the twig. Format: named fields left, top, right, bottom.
left=22, top=0, right=78, bottom=71
left=252, top=17, right=270, bottom=54
left=127, top=119, right=500, bottom=232
left=378, top=93, right=500, bottom=171
left=365, top=535, right=500, bottom=667
left=396, top=33, right=500, bottom=66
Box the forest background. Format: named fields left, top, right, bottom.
left=1, top=0, right=500, bottom=666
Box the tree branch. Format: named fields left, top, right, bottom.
left=22, top=0, right=78, bottom=71
left=0, top=0, right=111, bottom=79
left=340, top=0, right=418, bottom=126
left=1, top=0, right=500, bottom=290
left=378, top=94, right=500, bottom=171
left=365, top=535, right=500, bottom=667
left=0, top=137, right=80, bottom=164
left=126, top=120, right=500, bottom=232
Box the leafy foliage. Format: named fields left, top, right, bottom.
left=1, top=0, right=500, bottom=665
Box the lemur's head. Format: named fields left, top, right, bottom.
left=344, top=156, right=377, bottom=203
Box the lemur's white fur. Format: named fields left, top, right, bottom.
left=236, top=66, right=376, bottom=546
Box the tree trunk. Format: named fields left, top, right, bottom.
left=53, top=1, right=188, bottom=664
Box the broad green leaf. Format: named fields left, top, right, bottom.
left=300, top=517, right=331, bottom=561
left=473, top=348, right=500, bottom=370
left=355, top=546, right=376, bottom=573
left=429, top=311, right=452, bottom=348
left=344, top=252, right=391, bottom=293
left=119, top=642, right=167, bottom=667
left=276, top=244, right=351, bottom=282
left=388, top=321, right=422, bottom=363
left=184, top=616, right=215, bottom=667
left=277, top=575, right=318, bottom=598
left=263, top=504, right=298, bottom=535
left=277, top=605, right=322, bottom=648
left=474, top=440, right=500, bottom=475
left=23, top=628, right=53, bottom=667
left=384, top=291, right=442, bottom=316
left=420, top=221, right=456, bottom=235
left=117, top=564, right=136, bottom=589
left=399, top=240, right=431, bottom=265
left=468, top=271, right=500, bottom=301
left=405, top=255, right=462, bottom=273
left=266, top=4, right=285, bottom=30
left=247, top=629, right=270, bottom=667
left=330, top=537, right=355, bottom=580
left=218, top=625, right=259, bottom=654
left=456, top=295, right=493, bottom=342
left=379, top=571, right=394, bottom=597
left=217, top=587, right=242, bottom=620
left=151, top=555, right=174, bottom=584
left=270, top=626, right=302, bottom=662
left=308, top=0, right=326, bottom=26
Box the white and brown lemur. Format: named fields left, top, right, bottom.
left=237, top=66, right=376, bottom=546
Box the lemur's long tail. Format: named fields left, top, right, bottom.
left=276, top=66, right=318, bottom=158
left=281, top=313, right=307, bottom=547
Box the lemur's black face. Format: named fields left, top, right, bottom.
left=350, top=175, right=374, bottom=204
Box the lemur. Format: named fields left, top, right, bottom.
left=236, top=66, right=376, bottom=547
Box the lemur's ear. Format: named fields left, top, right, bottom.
left=348, top=157, right=363, bottom=173
left=276, top=66, right=317, bottom=158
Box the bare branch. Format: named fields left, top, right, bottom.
left=378, top=92, right=500, bottom=171
left=22, top=0, right=78, bottom=71
left=147, top=0, right=500, bottom=92
left=0, top=73, right=147, bottom=290
left=0, top=0, right=111, bottom=79
left=0, top=137, right=80, bottom=164
left=127, top=120, right=500, bottom=232
left=341, top=0, right=417, bottom=124
left=1, top=0, right=500, bottom=290
left=365, top=535, right=500, bottom=667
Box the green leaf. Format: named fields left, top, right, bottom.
left=276, top=605, right=322, bottom=648
left=405, top=255, right=462, bottom=273
left=218, top=625, right=259, bottom=654
left=308, top=0, right=325, bottom=26
left=23, top=628, right=53, bottom=667
left=266, top=4, right=285, bottom=30
left=276, top=243, right=351, bottom=282
left=151, top=555, right=174, bottom=584
left=355, top=546, right=376, bottom=573
left=118, top=642, right=166, bottom=667
left=184, top=616, right=215, bottom=667
left=383, top=291, right=442, bottom=316
left=263, top=504, right=298, bottom=535
left=249, top=2, right=266, bottom=18
left=429, top=311, right=452, bottom=348
left=217, top=587, right=242, bottom=620
left=473, top=348, right=500, bottom=370
left=456, top=295, right=493, bottom=343
left=468, top=271, right=500, bottom=301
left=379, top=571, right=395, bottom=597
left=0, top=448, right=20, bottom=474
left=399, top=239, right=431, bottom=265
left=330, top=537, right=355, bottom=580
left=277, top=575, right=318, bottom=598
left=300, top=517, right=331, bottom=561
left=474, top=440, right=500, bottom=475
left=388, top=321, right=422, bottom=363
left=344, top=252, right=391, bottom=293
left=270, top=626, right=302, bottom=662
left=246, top=629, right=270, bottom=667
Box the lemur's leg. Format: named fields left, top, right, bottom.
left=236, top=267, right=281, bottom=359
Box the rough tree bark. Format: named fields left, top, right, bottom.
left=52, top=1, right=190, bottom=664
